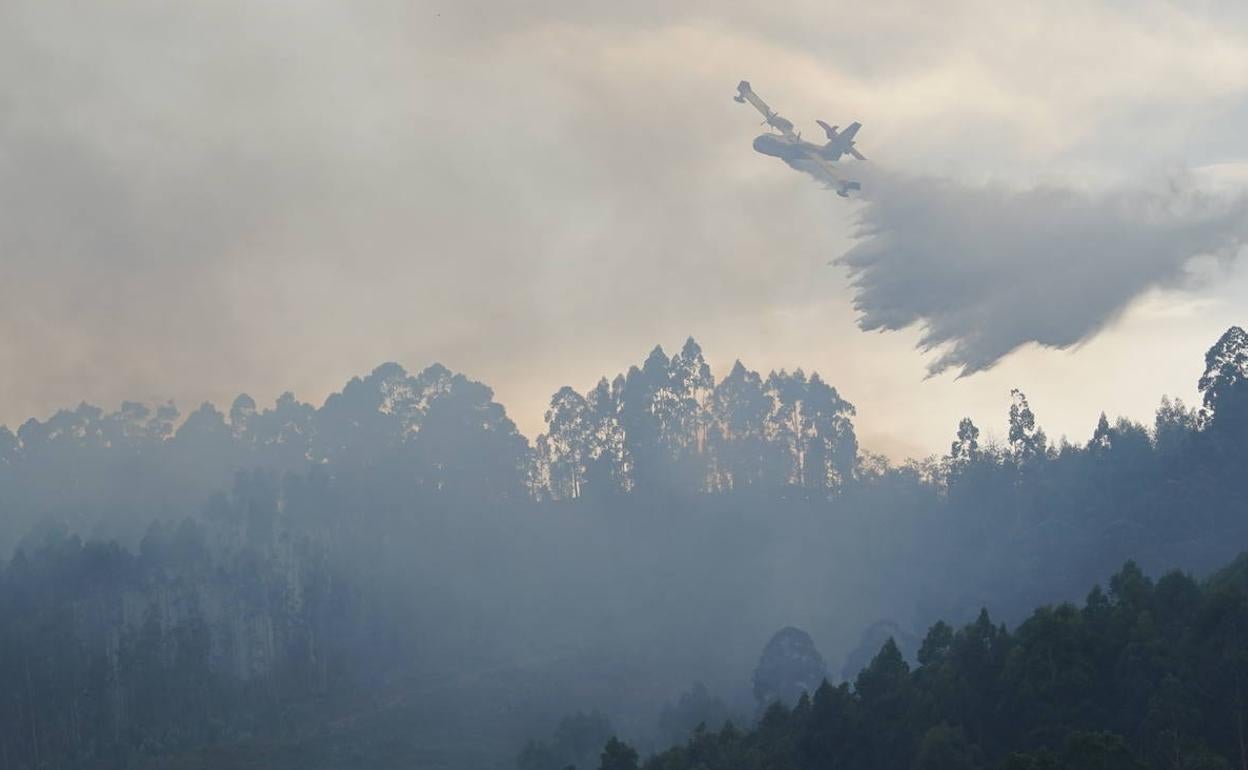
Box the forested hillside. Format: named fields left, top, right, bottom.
left=607, top=553, right=1248, bottom=770
left=0, top=327, right=1246, bottom=768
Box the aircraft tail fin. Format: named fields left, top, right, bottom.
left=816, top=119, right=838, bottom=140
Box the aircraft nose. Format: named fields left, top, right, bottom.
left=751, top=135, right=782, bottom=158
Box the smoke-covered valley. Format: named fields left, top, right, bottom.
left=4, top=328, right=1248, bottom=768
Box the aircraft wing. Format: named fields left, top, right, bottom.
left=736, top=81, right=796, bottom=137
left=840, top=122, right=862, bottom=142
left=847, top=147, right=867, bottom=161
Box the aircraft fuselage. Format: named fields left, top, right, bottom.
left=751, top=133, right=860, bottom=197
left=752, top=133, right=822, bottom=162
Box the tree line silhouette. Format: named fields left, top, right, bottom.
left=0, top=327, right=1245, bottom=768
left=599, top=553, right=1248, bottom=770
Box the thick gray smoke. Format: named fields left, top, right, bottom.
left=837, top=168, right=1248, bottom=376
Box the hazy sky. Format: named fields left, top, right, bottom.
left=3, top=0, right=1248, bottom=459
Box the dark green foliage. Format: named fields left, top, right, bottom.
left=914, top=724, right=983, bottom=770
left=599, top=737, right=640, bottom=770
left=635, top=558, right=1248, bottom=770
